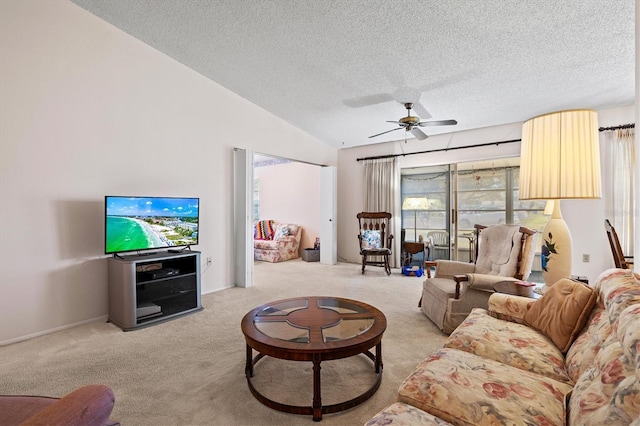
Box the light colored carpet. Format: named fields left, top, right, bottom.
left=0, top=260, right=447, bottom=425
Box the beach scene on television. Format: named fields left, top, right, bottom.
left=106, top=197, right=199, bottom=253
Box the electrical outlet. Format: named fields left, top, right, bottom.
left=206, top=257, right=212, bottom=266
left=582, top=253, right=590, bottom=263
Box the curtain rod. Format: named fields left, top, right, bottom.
left=356, top=139, right=521, bottom=161
left=356, top=122, right=635, bottom=162
left=598, top=123, right=635, bottom=131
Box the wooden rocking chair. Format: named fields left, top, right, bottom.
left=605, top=219, right=634, bottom=269
left=357, top=212, right=394, bottom=275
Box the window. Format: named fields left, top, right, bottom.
left=457, top=168, right=507, bottom=230
left=401, top=165, right=450, bottom=242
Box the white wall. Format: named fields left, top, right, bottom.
left=0, top=1, right=336, bottom=344
left=337, top=105, right=636, bottom=283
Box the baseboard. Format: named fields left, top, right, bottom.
left=202, top=285, right=234, bottom=295
left=4, top=287, right=234, bottom=346
left=0, top=315, right=109, bottom=347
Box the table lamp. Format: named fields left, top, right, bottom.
left=402, top=196, right=429, bottom=241
left=519, top=110, right=601, bottom=291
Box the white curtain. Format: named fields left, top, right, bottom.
left=363, top=158, right=397, bottom=211
left=362, top=157, right=399, bottom=267
left=606, top=128, right=635, bottom=255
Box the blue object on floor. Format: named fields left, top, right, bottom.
left=402, top=266, right=423, bottom=277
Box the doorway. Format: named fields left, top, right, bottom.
left=233, top=149, right=336, bottom=288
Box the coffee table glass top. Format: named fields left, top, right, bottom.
left=253, top=297, right=376, bottom=343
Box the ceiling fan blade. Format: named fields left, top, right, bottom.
left=410, top=127, right=428, bottom=140
left=410, top=102, right=432, bottom=120
left=386, top=120, right=401, bottom=124
left=368, top=128, right=403, bottom=138
left=419, top=119, right=458, bottom=126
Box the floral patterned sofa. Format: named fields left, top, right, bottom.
left=253, top=220, right=302, bottom=263
left=367, top=268, right=640, bottom=425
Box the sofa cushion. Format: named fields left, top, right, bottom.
left=565, top=269, right=640, bottom=383
left=566, top=268, right=640, bottom=424
left=487, top=292, right=536, bottom=324
left=523, top=278, right=597, bottom=353
left=600, top=268, right=640, bottom=326
left=397, top=348, right=572, bottom=426
left=564, top=305, right=609, bottom=383
left=445, top=308, right=572, bottom=383
left=568, top=336, right=639, bottom=424
left=365, top=402, right=453, bottom=426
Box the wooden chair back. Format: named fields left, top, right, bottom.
left=357, top=212, right=392, bottom=251
left=605, top=219, right=633, bottom=269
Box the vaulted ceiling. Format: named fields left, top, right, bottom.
left=72, top=0, right=635, bottom=149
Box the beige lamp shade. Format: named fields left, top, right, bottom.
left=520, top=109, right=601, bottom=200
left=402, top=196, right=430, bottom=210
left=519, top=109, right=601, bottom=290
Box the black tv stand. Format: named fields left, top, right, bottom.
left=108, top=251, right=202, bottom=331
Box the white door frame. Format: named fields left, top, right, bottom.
left=233, top=148, right=253, bottom=288
left=320, top=166, right=337, bottom=264
left=233, top=151, right=337, bottom=286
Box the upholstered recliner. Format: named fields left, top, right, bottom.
left=253, top=220, right=302, bottom=263
left=420, top=224, right=537, bottom=334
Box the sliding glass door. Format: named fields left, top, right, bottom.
left=401, top=165, right=451, bottom=260
left=401, top=158, right=547, bottom=264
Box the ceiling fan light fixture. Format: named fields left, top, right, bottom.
left=399, top=116, right=420, bottom=125
left=368, top=102, right=457, bottom=140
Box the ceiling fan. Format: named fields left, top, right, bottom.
left=369, top=103, right=457, bottom=141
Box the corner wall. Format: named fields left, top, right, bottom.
left=0, top=1, right=336, bottom=344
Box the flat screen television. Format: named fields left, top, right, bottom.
left=105, top=196, right=199, bottom=254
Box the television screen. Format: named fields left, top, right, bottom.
left=105, top=196, right=199, bottom=254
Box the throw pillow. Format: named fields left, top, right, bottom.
left=361, top=229, right=382, bottom=249
left=274, top=225, right=291, bottom=240
left=255, top=220, right=275, bottom=240
left=523, top=278, right=597, bottom=353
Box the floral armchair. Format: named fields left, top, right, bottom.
left=253, top=220, right=302, bottom=263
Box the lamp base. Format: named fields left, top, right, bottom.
left=540, top=201, right=572, bottom=290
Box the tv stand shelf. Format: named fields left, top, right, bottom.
left=108, top=251, right=203, bottom=331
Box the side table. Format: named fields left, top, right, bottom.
left=493, top=280, right=541, bottom=299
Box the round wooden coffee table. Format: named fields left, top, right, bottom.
left=241, top=296, right=386, bottom=421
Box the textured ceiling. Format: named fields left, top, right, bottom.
left=71, top=0, right=635, bottom=149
